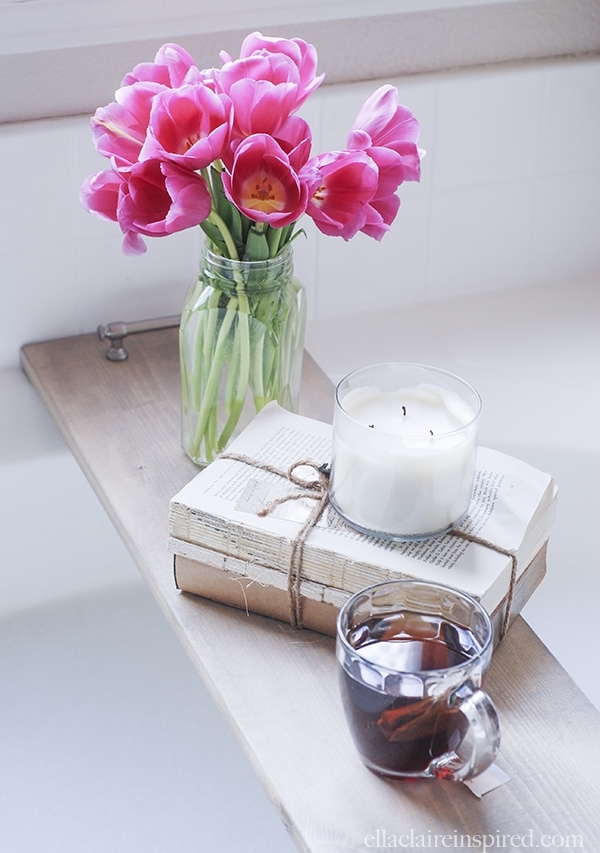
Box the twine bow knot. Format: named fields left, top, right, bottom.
left=219, top=454, right=331, bottom=627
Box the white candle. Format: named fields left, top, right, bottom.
left=329, top=364, right=481, bottom=539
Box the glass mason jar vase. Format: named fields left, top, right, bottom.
left=179, top=243, right=306, bottom=465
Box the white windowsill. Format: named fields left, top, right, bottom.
left=1, top=0, right=598, bottom=124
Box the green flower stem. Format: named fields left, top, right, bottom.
left=218, top=328, right=242, bottom=449
left=190, top=306, right=210, bottom=411
left=233, top=292, right=250, bottom=402
left=201, top=288, right=222, bottom=359
left=223, top=326, right=241, bottom=406
left=267, top=225, right=283, bottom=258
left=179, top=333, right=190, bottom=412
left=280, top=298, right=297, bottom=402
left=188, top=295, right=239, bottom=461
left=179, top=280, right=203, bottom=411
left=205, top=393, right=217, bottom=457
left=217, top=397, right=244, bottom=451
left=250, top=331, right=268, bottom=411
left=217, top=292, right=250, bottom=449
left=206, top=209, right=240, bottom=262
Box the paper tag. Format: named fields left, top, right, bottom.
left=235, top=478, right=310, bottom=522
left=235, top=478, right=279, bottom=514
left=463, top=763, right=510, bottom=797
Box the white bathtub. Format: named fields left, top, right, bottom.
left=2, top=276, right=598, bottom=850
left=0, top=369, right=297, bottom=853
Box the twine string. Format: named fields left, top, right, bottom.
left=450, top=528, right=518, bottom=641
left=218, top=452, right=517, bottom=639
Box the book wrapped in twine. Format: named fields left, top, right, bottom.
left=168, top=404, right=557, bottom=644
left=217, top=452, right=519, bottom=641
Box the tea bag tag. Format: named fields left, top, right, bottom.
left=463, top=763, right=510, bottom=797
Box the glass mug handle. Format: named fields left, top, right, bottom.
left=429, top=681, right=501, bottom=782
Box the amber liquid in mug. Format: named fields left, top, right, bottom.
left=340, top=612, right=482, bottom=777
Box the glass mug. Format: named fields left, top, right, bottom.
left=336, top=579, right=500, bottom=781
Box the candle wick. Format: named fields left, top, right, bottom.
left=368, top=423, right=374, bottom=429
left=429, top=429, right=434, bottom=436
left=402, top=406, right=407, bottom=416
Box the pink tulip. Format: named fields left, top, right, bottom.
left=140, top=84, right=232, bottom=170
left=217, top=34, right=323, bottom=138
left=221, top=134, right=314, bottom=228
left=348, top=84, right=422, bottom=183
left=82, top=160, right=211, bottom=255
left=221, top=32, right=324, bottom=109
left=303, top=150, right=379, bottom=240
left=118, top=160, right=212, bottom=252
left=217, top=53, right=305, bottom=139
left=121, top=43, right=202, bottom=88
left=91, top=82, right=164, bottom=170
left=343, top=85, right=424, bottom=239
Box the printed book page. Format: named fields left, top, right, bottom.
left=169, top=403, right=557, bottom=610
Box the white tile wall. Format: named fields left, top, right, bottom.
left=1, top=54, right=598, bottom=369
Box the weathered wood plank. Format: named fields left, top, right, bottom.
left=21, top=329, right=600, bottom=851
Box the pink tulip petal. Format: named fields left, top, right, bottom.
left=351, top=85, right=420, bottom=147
left=91, top=82, right=164, bottom=169
left=366, top=146, right=406, bottom=197
left=79, top=170, right=122, bottom=221
left=360, top=193, right=401, bottom=241
left=122, top=230, right=148, bottom=255
left=273, top=114, right=313, bottom=170
left=162, top=163, right=213, bottom=231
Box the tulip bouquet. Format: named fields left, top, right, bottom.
left=80, top=32, right=423, bottom=462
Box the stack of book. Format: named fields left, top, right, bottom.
left=168, top=403, right=558, bottom=642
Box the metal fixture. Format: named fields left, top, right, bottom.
left=97, top=315, right=180, bottom=361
